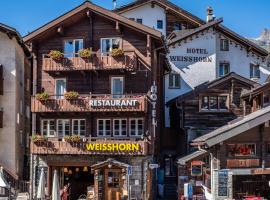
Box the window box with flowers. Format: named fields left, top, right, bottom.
left=64, top=135, right=81, bottom=143
left=64, top=91, right=79, bottom=100
left=36, top=92, right=50, bottom=102
left=78, top=48, right=92, bottom=59
left=48, top=50, right=64, bottom=62
left=111, top=49, right=124, bottom=57
left=32, top=134, right=48, bottom=146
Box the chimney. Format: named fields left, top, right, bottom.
left=113, top=0, right=117, bottom=9
left=207, top=6, right=214, bottom=22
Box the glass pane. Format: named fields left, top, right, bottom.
left=130, top=120, right=136, bottom=136
left=80, top=120, right=86, bottom=136
left=42, top=120, right=48, bottom=136
left=138, top=120, right=143, bottom=136
left=169, top=74, right=174, bottom=87
left=58, top=121, right=63, bottom=138
left=105, top=120, right=111, bottom=136
left=112, top=78, right=123, bottom=96
left=102, top=39, right=111, bottom=53
left=175, top=74, right=180, bottom=88
left=73, top=120, right=79, bottom=135
left=56, top=80, right=66, bottom=99
left=64, top=40, right=74, bottom=57
left=209, top=96, right=218, bottom=110
left=219, top=65, right=224, bottom=77
left=98, top=120, right=103, bottom=136
left=219, top=96, right=227, bottom=110
left=121, top=120, right=127, bottom=136
left=74, top=40, right=83, bottom=53
left=112, top=39, right=120, bottom=49
left=224, top=64, right=230, bottom=75
left=201, top=96, right=209, bottom=110
left=114, top=120, right=120, bottom=136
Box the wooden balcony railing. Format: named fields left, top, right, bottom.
left=42, top=51, right=137, bottom=72
left=227, top=159, right=260, bottom=168
left=31, top=94, right=147, bottom=113
left=30, top=138, right=148, bottom=156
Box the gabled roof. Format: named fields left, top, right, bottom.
left=114, top=0, right=205, bottom=27
left=0, top=23, right=31, bottom=57
left=91, top=158, right=129, bottom=170
left=192, top=105, right=270, bottom=147
left=23, top=1, right=162, bottom=42
left=167, top=18, right=268, bottom=56
left=177, top=150, right=207, bottom=165
left=167, top=72, right=259, bottom=106
left=242, top=81, right=270, bottom=99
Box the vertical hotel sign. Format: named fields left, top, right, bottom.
left=150, top=82, right=157, bottom=138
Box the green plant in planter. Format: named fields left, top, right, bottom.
left=32, top=134, right=48, bottom=143
left=64, top=91, right=79, bottom=100
left=79, top=48, right=92, bottom=58
left=64, top=136, right=72, bottom=142
left=36, top=92, right=49, bottom=101
left=111, top=48, right=124, bottom=57
left=48, top=50, right=64, bottom=61
left=71, top=135, right=81, bottom=143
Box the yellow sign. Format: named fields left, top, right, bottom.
left=86, top=143, right=140, bottom=151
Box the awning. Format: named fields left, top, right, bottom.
left=177, top=150, right=207, bottom=166
left=91, top=158, right=129, bottom=170
left=0, top=167, right=9, bottom=188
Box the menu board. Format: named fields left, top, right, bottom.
left=218, top=170, right=228, bottom=197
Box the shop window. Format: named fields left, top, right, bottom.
left=129, top=118, right=144, bottom=136
left=250, top=64, right=260, bottom=79
left=101, top=38, right=121, bottom=54
left=219, top=63, right=230, bottom=77
left=97, top=119, right=111, bottom=136
left=200, top=95, right=229, bottom=112
left=157, top=20, right=163, bottom=29
left=169, top=73, right=180, bottom=89
left=64, top=39, right=83, bottom=57
left=220, top=39, right=229, bottom=51
left=107, top=171, right=120, bottom=188
left=113, top=119, right=127, bottom=136
left=136, top=18, right=143, bottom=24
left=228, top=144, right=256, bottom=157
left=57, top=119, right=70, bottom=138
left=72, top=119, right=86, bottom=136
left=41, top=119, right=55, bottom=137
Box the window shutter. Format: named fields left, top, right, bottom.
left=169, top=74, right=173, bottom=87
left=0, top=65, right=3, bottom=95
left=0, top=111, right=3, bottom=128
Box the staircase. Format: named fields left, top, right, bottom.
left=163, top=175, right=177, bottom=200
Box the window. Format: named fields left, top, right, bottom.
left=72, top=119, right=86, bottom=136
left=64, top=39, right=83, bottom=57
left=107, top=171, right=120, bottom=188
left=169, top=73, right=180, bottom=89
left=111, top=76, right=124, bottom=97
left=55, top=79, right=66, bottom=99
left=263, top=92, right=270, bottom=106
left=228, top=144, right=256, bottom=157
left=219, top=63, right=230, bottom=77
left=220, top=39, right=229, bottom=51
left=250, top=64, right=260, bottom=79
left=113, top=119, right=127, bottom=136
left=57, top=119, right=70, bottom=138
left=97, top=119, right=111, bottom=136
left=136, top=18, right=143, bottom=24
left=200, top=95, right=228, bottom=111
left=42, top=120, right=55, bottom=137
left=157, top=20, right=163, bottom=29
left=101, top=38, right=121, bottom=54
left=129, top=18, right=135, bottom=21
left=129, top=118, right=144, bottom=136
left=173, top=22, right=182, bottom=31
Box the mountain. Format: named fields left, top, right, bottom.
left=249, top=29, right=270, bottom=51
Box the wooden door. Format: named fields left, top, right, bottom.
left=105, top=169, right=122, bottom=200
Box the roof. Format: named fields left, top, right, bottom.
left=23, top=1, right=162, bottom=42
left=0, top=23, right=31, bottom=57
left=167, top=18, right=268, bottom=56
left=192, top=105, right=270, bottom=147
left=167, top=72, right=259, bottom=106
left=114, top=0, right=205, bottom=26
left=242, top=81, right=270, bottom=99
left=91, top=158, right=129, bottom=170
left=177, top=150, right=207, bottom=165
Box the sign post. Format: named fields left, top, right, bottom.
left=127, top=166, right=132, bottom=200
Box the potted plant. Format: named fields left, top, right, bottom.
left=48, top=50, right=64, bottom=61
left=32, top=134, right=48, bottom=143
left=71, top=135, right=81, bottom=143
left=79, top=48, right=92, bottom=58
left=36, top=92, right=49, bottom=101
left=64, top=136, right=72, bottom=142
left=111, top=48, right=124, bottom=57
left=64, top=91, right=79, bottom=100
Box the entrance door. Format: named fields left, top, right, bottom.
left=164, top=156, right=176, bottom=177
left=105, top=169, right=122, bottom=200
left=111, top=77, right=123, bottom=98
left=55, top=79, right=66, bottom=99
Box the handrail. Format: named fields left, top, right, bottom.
left=33, top=93, right=146, bottom=98
left=43, top=51, right=136, bottom=58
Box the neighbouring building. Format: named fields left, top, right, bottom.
left=24, top=1, right=167, bottom=200
left=175, top=80, right=270, bottom=199
left=0, top=23, right=32, bottom=196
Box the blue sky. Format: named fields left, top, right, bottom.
left=0, top=0, right=269, bottom=38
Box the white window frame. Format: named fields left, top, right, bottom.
left=129, top=118, right=144, bottom=137
left=100, top=37, right=121, bottom=54
left=64, top=39, right=84, bottom=57
left=57, top=119, right=70, bottom=138
left=220, top=39, right=229, bottom=51
left=97, top=119, right=111, bottom=137
left=111, top=76, right=124, bottom=97
left=41, top=119, right=56, bottom=137
left=113, top=119, right=127, bottom=137
left=169, top=73, right=180, bottom=89
left=250, top=64, right=260, bottom=79
left=72, top=119, right=86, bottom=136
left=55, top=78, right=67, bottom=99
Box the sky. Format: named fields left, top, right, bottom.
left=0, top=0, right=269, bottom=38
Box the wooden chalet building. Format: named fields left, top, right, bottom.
left=24, top=1, right=167, bottom=200
left=170, top=75, right=270, bottom=199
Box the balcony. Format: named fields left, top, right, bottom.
left=227, top=159, right=260, bottom=168
left=42, top=51, right=137, bottom=72
left=30, top=138, right=149, bottom=156
left=31, top=94, right=147, bottom=113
